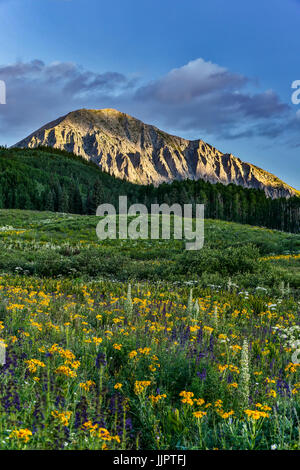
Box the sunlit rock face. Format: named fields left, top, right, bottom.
left=13, top=108, right=298, bottom=198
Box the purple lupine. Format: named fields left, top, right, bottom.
left=96, top=351, right=107, bottom=368
left=197, top=368, right=207, bottom=381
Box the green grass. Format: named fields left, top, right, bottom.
left=0, top=209, right=299, bottom=296
left=0, top=274, right=299, bottom=450
left=1, top=146, right=299, bottom=233
left=0, top=209, right=299, bottom=450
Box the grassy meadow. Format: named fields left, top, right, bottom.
left=0, top=209, right=299, bottom=450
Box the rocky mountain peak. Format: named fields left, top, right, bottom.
left=13, top=108, right=299, bottom=198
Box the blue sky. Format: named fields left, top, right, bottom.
left=0, top=0, right=300, bottom=188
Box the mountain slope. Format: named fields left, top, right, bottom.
left=13, top=108, right=298, bottom=198
left=1, top=146, right=300, bottom=232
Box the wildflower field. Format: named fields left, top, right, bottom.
left=0, top=210, right=299, bottom=450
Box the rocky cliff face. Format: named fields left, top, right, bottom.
left=13, top=108, right=298, bottom=198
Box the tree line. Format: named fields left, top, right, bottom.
left=0, top=146, right=299, bottom=233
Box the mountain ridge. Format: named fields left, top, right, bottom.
left=13, top=108, right=299, bottom=199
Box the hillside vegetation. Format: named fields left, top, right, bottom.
left=13, top=108, right=299, bottom=199
left=0, top=146, right=300, bottom=232
left=0, top=160, right=299, bottom=450
left=0, top=209, right=299, bottom=296
left=0, top=273, right=298, bottom=450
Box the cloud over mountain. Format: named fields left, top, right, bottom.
left=134, top=59, right=290, bottom=139
left=0, top=57, right=297, bottom=146
left=0, top=59, right=134, bottom=138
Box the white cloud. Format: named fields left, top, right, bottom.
left=0, top=57, right=294, bottom=145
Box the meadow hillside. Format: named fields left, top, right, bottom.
left=0, top=209, right=299, bottom=295
left=0, top=209, right=299, bottom=450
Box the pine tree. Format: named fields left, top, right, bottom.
left=72, top=186, right=83, bottom=214
left=88, top=180, right=105, bottom=214
left=54, top=183, right=64, bottom=212
left=44, top=189, right=55, bottom=212
left=0, top=188, right=4, bottom=209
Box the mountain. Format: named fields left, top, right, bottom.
left=13, top=108, right=298, bottom=199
